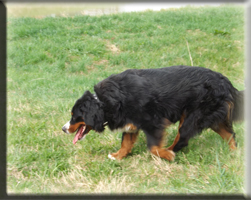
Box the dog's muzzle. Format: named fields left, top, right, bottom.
left=62, top=121, right=70, bottom=134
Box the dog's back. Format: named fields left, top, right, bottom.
left=95, top=66, right=242, bottom=125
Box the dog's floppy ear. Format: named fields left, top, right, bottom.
left=80, top=91, right=105, bottom=132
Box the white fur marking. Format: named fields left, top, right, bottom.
left=113, top=125, right=138, bottom=133
left=62, top=121, right=70, bottom=134
left=168, top=150, right=175, bottom=162
left=108, top=154, right=116, bottom=160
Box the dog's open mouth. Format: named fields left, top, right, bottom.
left=73, top=125, right=87, bottom=145
left=72, top=125, right=92, bottom=145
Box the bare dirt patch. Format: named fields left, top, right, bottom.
left=105, top=41, right=121, bottom=54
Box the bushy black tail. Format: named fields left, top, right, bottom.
left=233, top=90, right=244, bottom=122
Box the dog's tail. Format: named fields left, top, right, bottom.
left=232, top=90, right=244, bottom=122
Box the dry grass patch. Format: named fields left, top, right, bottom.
left=93, top=175, right=135, bottom=194
left=186, top=29, right=208, bottom=36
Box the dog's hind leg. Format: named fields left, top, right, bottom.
left=167, top=113, right=194, bottom=152
left=167, top=113, right=185, bottom=151
left=211, top=102, right=237, bottom=150
left=108, top=131, right=139, bottom=160
left=212, top=123, right=237, bottom=150
left=150, top=146, right=176, bottom=161
left=169, top=113, right=202, bottom=152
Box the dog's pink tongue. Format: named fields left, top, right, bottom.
left=73, top=125, right=86, bottom=145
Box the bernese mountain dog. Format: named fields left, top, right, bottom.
left=62, top=65, right=244, bottom=161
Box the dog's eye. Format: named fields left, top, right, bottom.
left=76, top=117, right=83, bottom=121
left=72, top=116, right=83, bottom=122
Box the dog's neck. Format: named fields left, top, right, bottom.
left=93, top=93, right=108, bottom=127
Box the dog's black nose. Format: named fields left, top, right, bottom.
left=62, top=126, right=66, bottom=133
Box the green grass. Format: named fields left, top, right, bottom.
left=7, top=5, right=245, bottom=194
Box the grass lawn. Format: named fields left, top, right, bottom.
left=7, top=5, right=245, bottom=194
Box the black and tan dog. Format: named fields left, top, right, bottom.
left=62, top=66, right=244, bottom=161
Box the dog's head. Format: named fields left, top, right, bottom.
left=62, top=90, right=105, bottom=144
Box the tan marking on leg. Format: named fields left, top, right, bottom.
left=167, top=113, right=185, bottom=150
left=110, top=132, right=139, bottom=160
left=214, top=126, right=237, bottom=150
left=226, top=101, right=234, bottom=121
left=163, top=118, right=173, bottom=127
left=123, top=123, right=138, bottom=133
left=151, top=146, right=175, bottom=161
left=149, top=125, right=175, bottom=161
left=167, top=133, right=180, bottom=151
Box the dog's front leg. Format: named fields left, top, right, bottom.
left=108, top=132, right=139, bottom=160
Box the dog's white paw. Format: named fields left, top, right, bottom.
left=168, top=150, right=175, bottom=162
left=108, top=154, right=116, bottom=160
